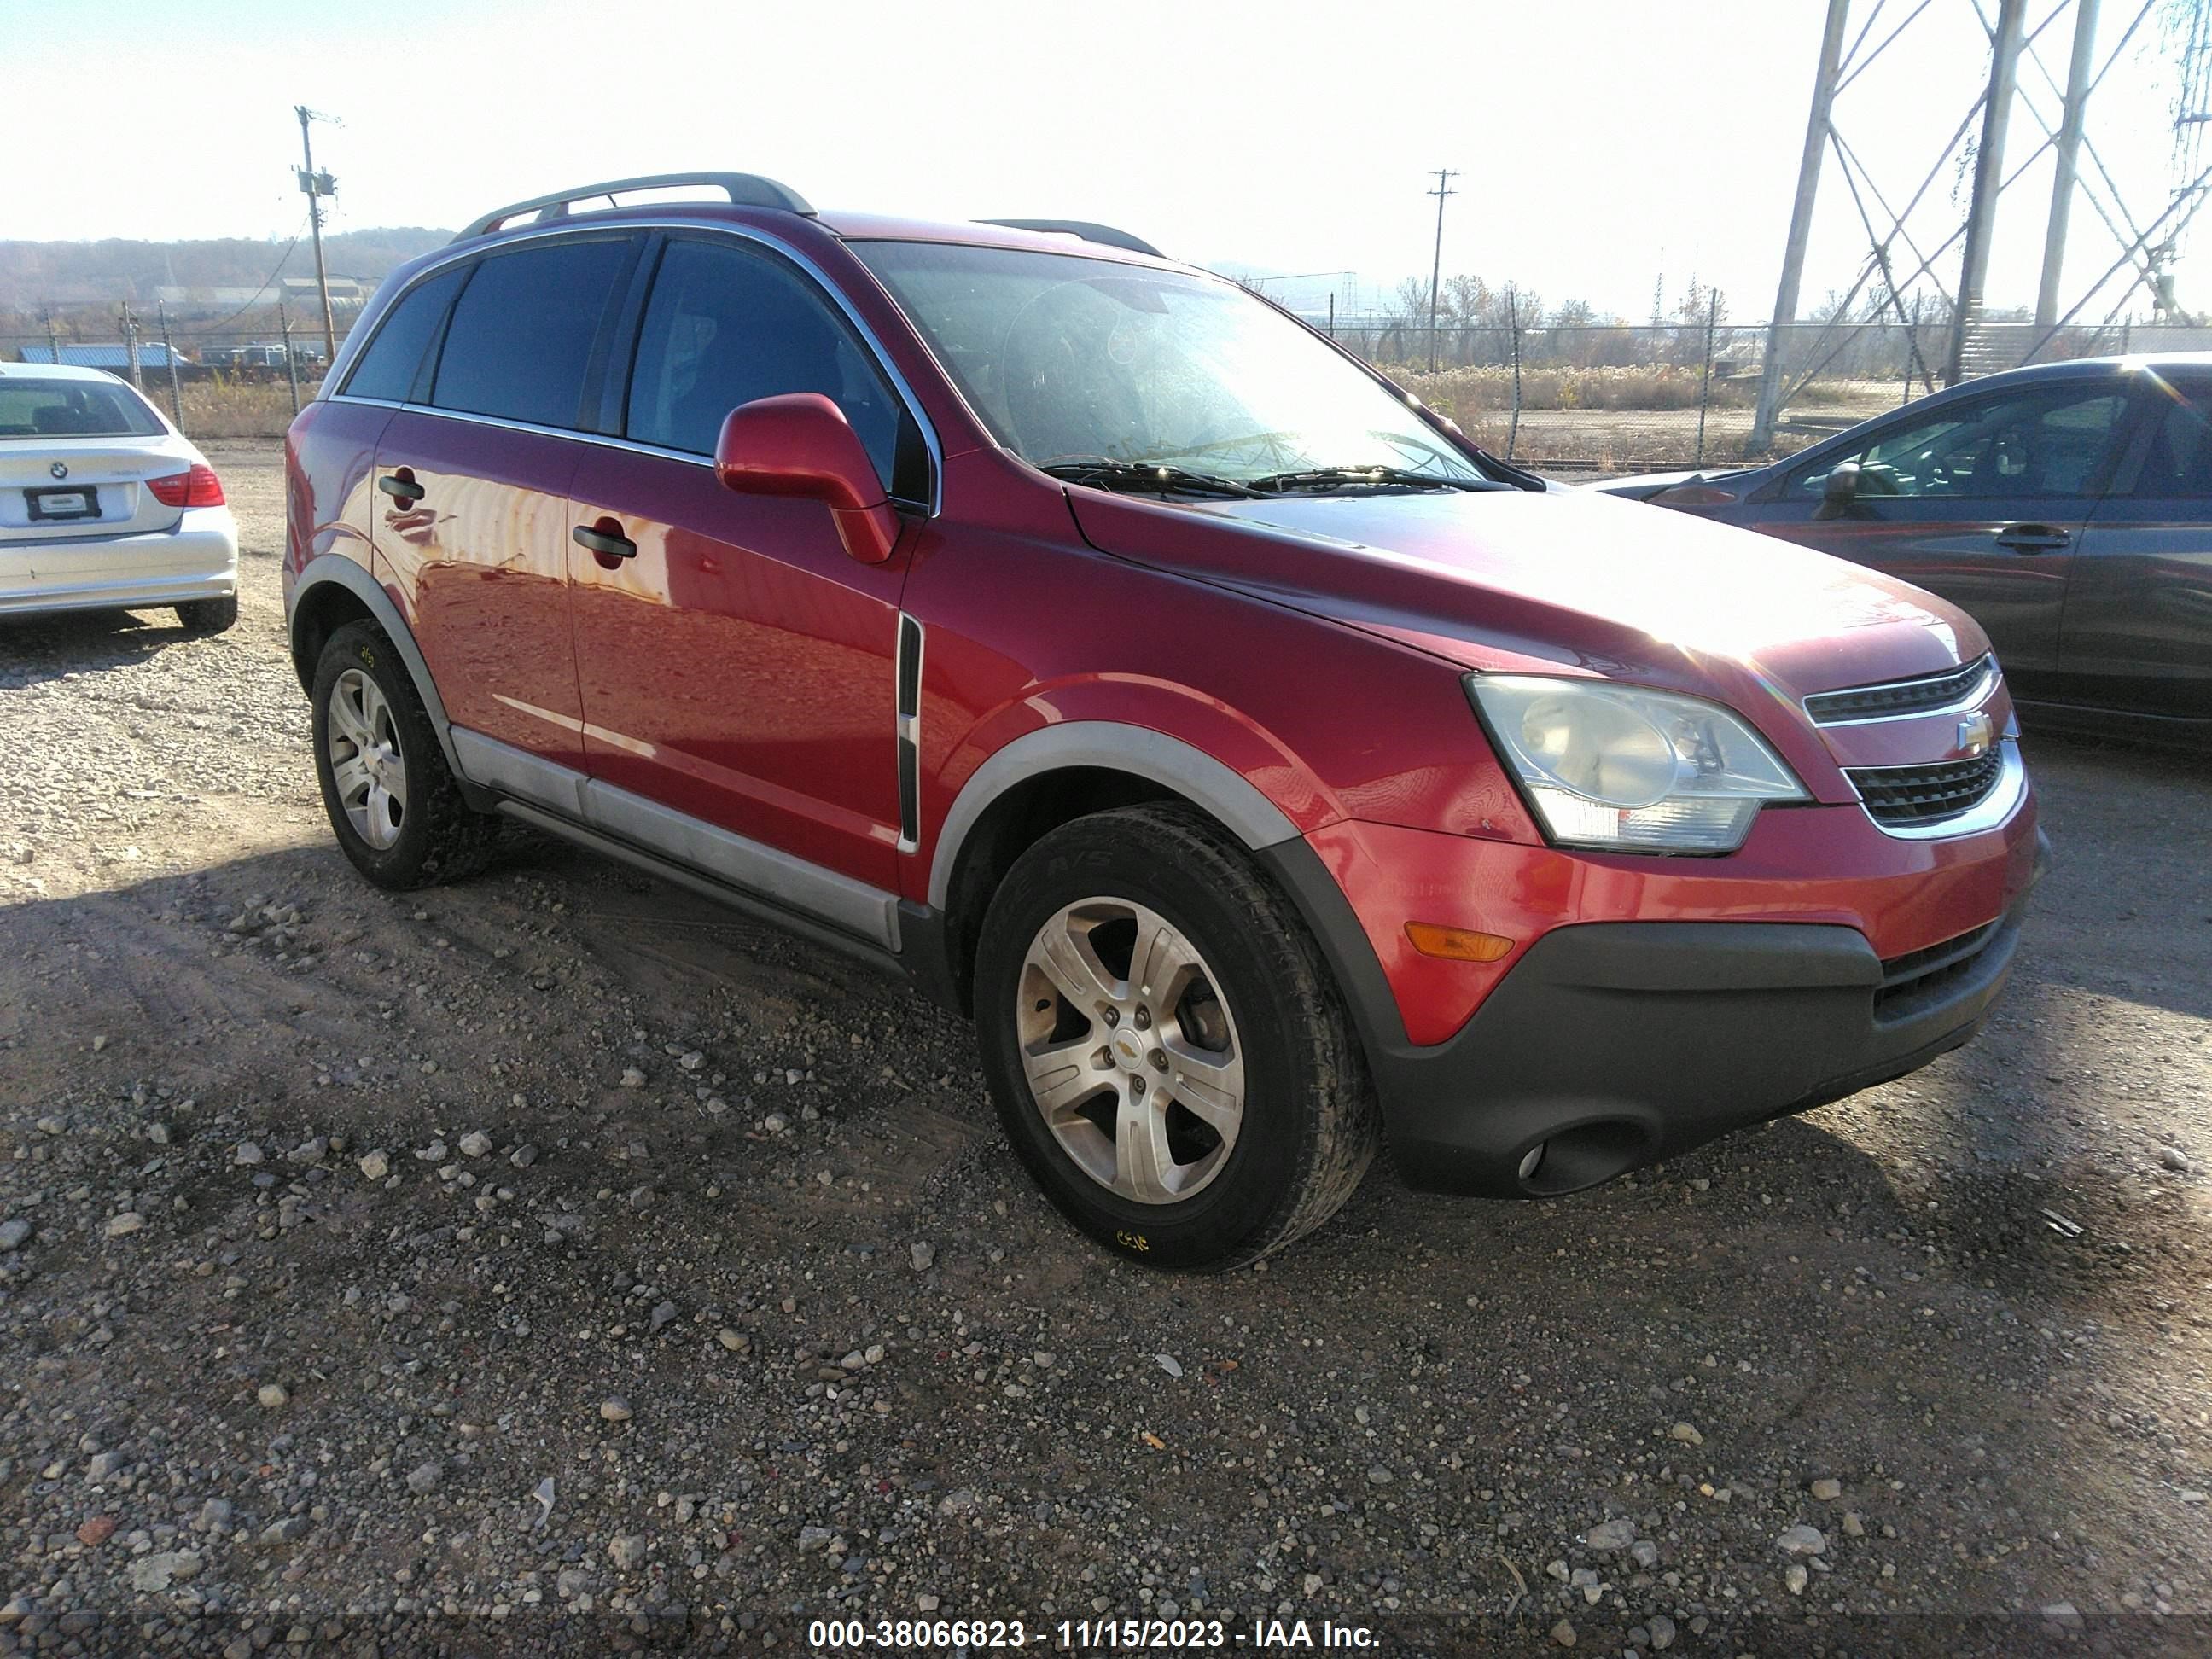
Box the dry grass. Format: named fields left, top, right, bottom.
left=167, top=376, right=323, bottom=439
left=1391, top=362, right=1757, bottom=416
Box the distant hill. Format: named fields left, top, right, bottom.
left=0, top=229, right=452, bottom=323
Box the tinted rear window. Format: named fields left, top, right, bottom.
left=0, top=378, right=163, bottom=439
left=431, top=238, right=633, bottom=428
left=344, top=265, right=467, bottom=403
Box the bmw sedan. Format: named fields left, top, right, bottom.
left=1, top=361, right=239, bottom=632
left=1595, top=354, right=2212, bottom=743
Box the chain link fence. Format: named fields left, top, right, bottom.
left=10, top=293, right=2208, bottom=470
left=3, top=300, right=363, bottom=441
left=1331, top=315, right=2204, bottom=471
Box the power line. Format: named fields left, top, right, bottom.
left=175, top=218, right=311, bottom=335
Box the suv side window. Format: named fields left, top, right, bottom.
left=342, top=265, right=466, bottom=403
left=625, top=237, right=918, bottom=497
left=1790, top=385, right=2129, bottom=501
left=430, top=238, right=634, bottom=430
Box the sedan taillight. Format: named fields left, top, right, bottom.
left=146, top=464, right=225, bottom=508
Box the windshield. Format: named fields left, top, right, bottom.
left=853, top=241, right=1489, bottom=488
left=0, top=376, right=164, bottom=439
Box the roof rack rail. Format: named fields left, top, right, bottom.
left=977, top=219, right=1165, bottom=259
left=454, top=172, right=814, bottom=243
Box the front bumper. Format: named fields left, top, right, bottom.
left=1263, top=796, right=2047, bottom=1199
left=1366, top=866, right=2037, bottom=1196
left=0, top=517, right=238, bottom=618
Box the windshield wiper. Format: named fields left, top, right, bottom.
left=1039, top=458, right=1260, bottom=499
left=1244, top=465, right=1495, bottom=495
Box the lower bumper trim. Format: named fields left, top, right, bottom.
left=1371, top=885, right=2034, bottom=1200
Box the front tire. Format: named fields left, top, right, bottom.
left=175, top=595, right=238, bottom=635
left=974, top=803, right=1379, bottom=1270
left=310, top=620, right=499, bottom=890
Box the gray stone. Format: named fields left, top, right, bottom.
left=126, top=1551, right=202, bottom=1592
left=1586, top=1516, right=1637, bottom=1551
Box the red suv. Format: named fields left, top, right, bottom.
left=283, top=172, right=2046, bottom=1268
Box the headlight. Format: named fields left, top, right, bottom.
left=1466, top=674, right=1807, bottom=853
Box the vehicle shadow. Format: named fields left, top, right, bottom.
left=0, top=606, right=210, bottom=687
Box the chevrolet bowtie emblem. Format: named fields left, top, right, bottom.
left=1956, top=712, right=1995, bottom=756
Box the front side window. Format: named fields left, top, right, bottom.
left=852, top=241, right=1491, bottom=488
left=431, top=238, right=633, bottom=429
left=1793, top=386, right=2129, bottom=501
left=0, top=376, right=162, bottom=439
left=343, top=265, right=467, bottom=403
left=625, top=237, right=908, bottom=491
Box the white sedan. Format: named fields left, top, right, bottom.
left=0, top=361, right=239, bottom=632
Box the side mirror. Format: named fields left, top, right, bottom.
left=713, top=393, right=902, bottom=564
left=1813, top=459, right=1861, bottom=521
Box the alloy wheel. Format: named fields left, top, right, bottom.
left=327, top=668, right=408, bottom=850
left=1015, top=897, right=1246, bottom=1204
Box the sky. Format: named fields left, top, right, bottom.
left=3, top=0, right=2203, bottom=325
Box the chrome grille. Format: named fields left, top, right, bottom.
left=1804, top=655, right=1994, bottom=725
left=1845, top=749, right=2006, bottom=826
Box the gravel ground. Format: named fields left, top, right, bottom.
left=0, top=441, right=2207, bottom=1656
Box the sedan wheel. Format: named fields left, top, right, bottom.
left=325, top=667, right=409, bottom=850
left=1016, top=895, right=1247, bottom=1204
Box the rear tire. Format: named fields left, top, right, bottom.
left=175, top=595, right=238, bottom=635
left=310, top=620, right=499, bottom=890
left=973, top=803, right=1379, bottom=1270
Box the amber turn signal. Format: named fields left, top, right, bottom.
left=1404, top=923, right=1516, bottom=963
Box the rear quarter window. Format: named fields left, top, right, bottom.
left=429, top=238, right=635, bottom=430
left=342, top=265, right=468, bottom=403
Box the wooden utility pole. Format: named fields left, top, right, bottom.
left=1426, top=168, right=1458, bottom=374
left=1751, top=0, right=1852, bottom=451
left=296, top=105, right=339, bottom=370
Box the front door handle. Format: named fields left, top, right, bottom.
left=572, top=521, right=637, bottom=565
left=377, top=471, right=424, bottom=506
left=1994, top=523, right=2070, bottom=553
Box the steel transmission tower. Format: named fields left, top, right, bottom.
left=1750, top=0, right=2212, bottom=452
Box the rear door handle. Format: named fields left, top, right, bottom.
left=572, top=522, right=637, bottom=562
left=377, top=472, right=424, bottom=505
left=1993, top=523, right=2069, bottom=553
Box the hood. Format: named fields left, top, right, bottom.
left=1585, top=468, right=1754, bottom=501
left=1064, top=484, right=1989, bottom=714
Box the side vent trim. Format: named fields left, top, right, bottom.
left=895, top=613, right=924, bottom=852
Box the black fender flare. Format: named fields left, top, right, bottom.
left=287, top=554, right=465, bottom=779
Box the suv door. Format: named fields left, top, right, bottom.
left=2062, top=373, right=2212, bottom=721
left=370, top=234, right=642, bottom=777
left=1748, top=378, right=2133, bottom=688
left=566, top=233, right=928, bottom=901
